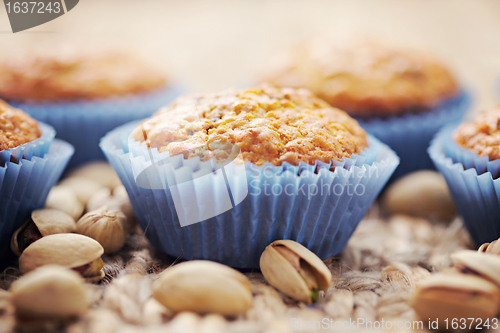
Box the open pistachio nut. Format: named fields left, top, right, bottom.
left=478, top=239, right=500, bottom=255
left=10, top=209, right=76, bottom=256
left=19, top=233, right=105, bottom=283
left=76, top=207, right=127, bottom=254
left=259, top=240, right=332, bottom=304
left=152, top=260, right=252, bottom=316
left=10, top=265, right=88, bottom=326
left=410, top=273, right=500, bottom=331
left=451, top=250, right=500, bottom=287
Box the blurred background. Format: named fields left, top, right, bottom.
left=1, top=0, right=499, bottom=113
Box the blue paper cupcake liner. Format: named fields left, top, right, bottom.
left=101, top=121, right=399, bottom=268
left=0, top=122, right=55, bottom=165
left=9, top=86, right=182, bottom=169
left=429, top=125, right=500, bottom=246
left=0, top=139, right=74, bottom=259
left=358, top=91, right=471, bottom=180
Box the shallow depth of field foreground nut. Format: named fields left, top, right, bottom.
left=76, top=207, right=127, bottom=253
left=10, top=209, right=76, bottom=256
left=410, top=273, right=500, bottom=330
left=451, top=250, right=500, bottom=286
left=260, top=240, right=332, bottom=304
left=45, top=186, right=84, bottom=220
left=19, top=233, right=105, bottom=283
left=10, top=265, right=88, bottom=325
left=382, top=171, right=456, bottom=221
left=152, top=261, right=252, bottom=316
left=478, top=238, right=500, bottom=255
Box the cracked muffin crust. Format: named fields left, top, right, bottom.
left=0, top=50, right=167, bottom=102
left=453, top=106, right=500, bottom=161
left=262, top=38, right=459, bottom=117
left=132, top=85, right=368, bottom=166
left=0, top=99, right=41, bottom=151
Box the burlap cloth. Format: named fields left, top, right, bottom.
left=0, top=204, right=472, bottom=333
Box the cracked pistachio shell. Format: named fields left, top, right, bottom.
left=410, top=273, right=500, bottom=329
left=86, top=186, right=134, bottom=224
left=76, top=207, right=127, bottom=253
left=152, top=261, right=252, bottom=316
left=59, top=177, right=103, bottom=205
left=10, top=265, right=87, bottom=322
left=11, top=209, right=76, bottom=256
left=451, top=250, right=500, bottom=286
left=260, top=240, right=332, bottom=304
left=45, top=186, right=84, bottom=220
left=19, top=233, right=104, bottom=282
left=478, top=239, right=500, bottom=255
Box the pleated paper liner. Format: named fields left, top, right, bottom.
left=10, top=86, right=182, bottom=169
left=429, top=125, right=500, bottom=246
left=358, top=91, right=471, bottom=180
left=0, top=139, right=74, bottom=259
left=0, top=122, right=55, bottom=166
left=101, top=121, right=399, bottom=268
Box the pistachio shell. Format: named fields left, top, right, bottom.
left=382, top=171, right=456, bottom=221
left=10, top=265, right=87, bottom=322
left=45, top=186, right=84, bottom=220
left=59, top=177, right=103, bottom=205
left=260, top=240, right=332, bottom=304
left=86, top=186, right=134, bottom=224
left=478, top=239, right=500, bottom=255
left=451, top=250, right=500, bottom=286
left=68, top=161, right=121, bottom=189
left=10, top=209, right=76, bottom=256
left=19, top=233, right=104, bottom=274
left=152, top=261, right=252, bottom=316
left=410, top=273, right=500, bottom=330
left=76, top=207, right=127, bottom=253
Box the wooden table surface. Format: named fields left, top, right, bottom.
left=1, top=0, right=499, bottom=113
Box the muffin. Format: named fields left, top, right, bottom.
left=101, top=85, right=399, bottom=268
left=0, top=47, right=180, bottom=168
left=0, top=99, right=74, bottom=261
left=429, top=106, right=500, bottom=246
left=262, top=38, right=470, bottom=178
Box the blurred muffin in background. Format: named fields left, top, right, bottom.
left=261, top=37, right=470, bottom=178
left=0, top=45, right=181, bottom=168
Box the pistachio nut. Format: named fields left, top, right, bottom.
left=410, top=273, right=500, bottom=330
left=382, top=171, right=456, bottom=221
left=86, top=186, right=134, bottom=223
left=68, top=161, right=121, bottom=189
left=19, top=233, right=105, bottom=282
left=76, top=207, right=127, bottom=253
left=152, top=260, right=252, bottom=316
left=59, top=176, right=103, bottom=205
left=451, top=250, right=500, bottom=286
left=259, top=240, right=332, bottom=304
left=10, top=265, right=87, bottom=325
left=45, top=186, right=84, bottom=220
left=478, top=239, right=500, bottom=255
left=11, top=209, right=76, bottom=256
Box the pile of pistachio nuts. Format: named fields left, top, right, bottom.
left=410, top=241, right=500, bottom=331
left=4, top=161, right=334, bottom=329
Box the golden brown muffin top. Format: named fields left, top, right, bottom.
left=453, top=106, right=500, bottom=161
left=0, top=50, right=167, bottom=102
left=262, top=38, right=459, bottom=117
left=132, top=85, right=368, bottom=167
left=0, top=99, right=41, bottom=151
